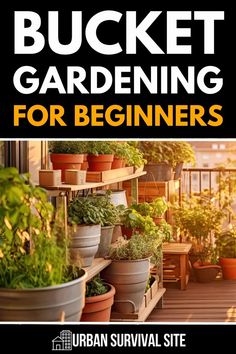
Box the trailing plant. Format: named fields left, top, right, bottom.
left=49, top=141, right=87, bottom=154
left=85, top=275, right=109, bottom=297
left=0, top=167, right=78, bottom=289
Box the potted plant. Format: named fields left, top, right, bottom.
left=138, top=141, right=195, bottom=181
left=173, top=141, right=196, bottom=179
left=124, top=143, right=147, bottom=171
left=192, top=245, right=221, bottom=283
left=49, top=141, right=87, bottom=180
left=0, top=167, right=87, bottom=321
left=138, top=141, right=175, bottom=181
left=110, top=142, right=128, bottom=169
left=117, top=205, right=146, bottom=238
left=216, top=226, right=236, bottom=280
left=86, top=141, right=114, bottom=171
left=86, top=192, right=119, bottom=258
left=67, top=198, right=102, bottom=267
left=81, top=274, right=115, bottom=322
left=130, top=197, right=168, bottom=224
left=173, top=196, right=225, bottom=282
left=101, top=229, right=162, bottom=314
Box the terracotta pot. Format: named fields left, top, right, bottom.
left=0, top=269, right=87, bottom=321
left=81, top=154, right=89, bottom=171
left=121, top=226, right=142, bottom=239
left=101, top=258, right=150, bottom=314
left=50, top=153, right=84, bottom=181
left=87, top=154, right=114, bottom=171
left=111, top=157, right=125, bottom=169
left=219, top=257, right=236, bottom=280
left=153, top=216, right=164, bottom=225
left=81, top=283, right=115, bottom=322
left=193, top=261, right=221, bottom=283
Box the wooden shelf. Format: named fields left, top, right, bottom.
left=85, top=258, right=112, bottom=282
left=41, top=171, right=146, bottom=193
left=110, top=288, right=166, bottom=322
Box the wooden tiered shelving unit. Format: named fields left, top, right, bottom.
left=41, top=168, right=166, bottom=321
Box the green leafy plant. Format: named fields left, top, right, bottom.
left=85, top=275, right=109, bottom=297
left=138, top=141, right=195, bottom=168
left=117, top=205, right=146, bottom=229
left=172, top=196, right=226, bottom=261
left=145, top=274, right=155, bottom=292
left=0, top=167, right=78, bottom=289
left=124, top=144, right=147, bottom=168
left=86, top=193, right=119, bottom=226
left=157, top=220, right=173, bottom=243
left=68, top=192, right=119, bottom=226
left=49, top=141, right=87, bottom=154
left=68, top=198, right=103, bottom=225
left=216, top=227, right=236, bottom=258
left=86, top=141, right=114, bottom=155
left=130, top=197, right=168, bottom=218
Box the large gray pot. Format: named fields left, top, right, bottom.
left=96, top=226, right=114, bottom=258
left=70, top=224, right=101, bottom=267
left=0, top=269, right=87, bottom=322
left=101, top=258, right=150, bottom=314
left=139, top=163, right=173, bottom=181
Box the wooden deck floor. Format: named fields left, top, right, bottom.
left=147, top=279, right=236, bottom=322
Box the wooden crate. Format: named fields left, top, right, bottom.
left=86, top=166, right=134, bottom=182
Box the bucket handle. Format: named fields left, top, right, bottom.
left=114, top=299, right=137, bottom=313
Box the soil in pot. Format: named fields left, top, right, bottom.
left=81, top=283, right=115, bottom=322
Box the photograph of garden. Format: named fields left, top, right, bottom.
left=0, top=140, right=235, bottom=322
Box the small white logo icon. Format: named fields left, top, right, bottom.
left=52, top=330, right=73, bottom=351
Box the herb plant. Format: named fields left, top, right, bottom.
left=0, top=167, right=75, bottom=289
left=85, top=275, right=109, bottom=297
